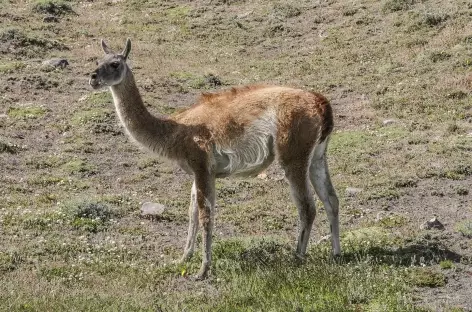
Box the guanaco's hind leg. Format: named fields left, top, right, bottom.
left=309, top=138, right=341, bottom=256
left=284, top=164, right=317, bottom=258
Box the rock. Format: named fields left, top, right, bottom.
left=382, top=119, right=396, bottom=126
left=375, top=212, right=386, bottom=222
left=317, top=234, right=331, bottom=244
left=0, top=113, right=7, bottom=118
left=78, top=95, right=88, bottom=102
left=257, top=172, right=268, bottom=180
left=42, top=58, right=69, bottom=69
left=43, top=15, right=59, bottom=23
left=420, top=217, right=445, bottom=230
left=346, top=187, right=363, bottom=197
left=140, top=202, right=166, bottom=217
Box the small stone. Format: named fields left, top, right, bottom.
left=420, top=217, right=445, bottom=230
left=0, top=113, right=7, bottom=118
left=78, top=95, right=88, bottom=102
left=257, top=172, right=268, bottom=180
left=382, top=119, right=396, bottom=126
left=375, top=212, right=385, bottom=222
left=42, top=58, right=69, bottom=69
left=346, top=187, right=363, bottom=197
left=140, top=202, right=166, bottom=217
left=317, top=234, right=331, bottom=244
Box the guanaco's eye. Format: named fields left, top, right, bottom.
left=110, top=62, right=120, bottom=69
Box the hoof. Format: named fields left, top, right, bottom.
left=332, top=253, right=342, bottom=264
left=194, top=269, right=209, bottom=281
left=294, top=252, right=307, bottom=265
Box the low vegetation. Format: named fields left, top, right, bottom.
left=0, top=0, right=471, bottom=310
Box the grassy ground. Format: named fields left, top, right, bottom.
left=1, top=0, right=472, bottom=311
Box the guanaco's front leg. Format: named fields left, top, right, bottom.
left=194, top=171, right=216, bottom=279
left=181, top=181, right=198, bottom=262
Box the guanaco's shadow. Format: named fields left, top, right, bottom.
left=338, top=241, right=463, bottom=267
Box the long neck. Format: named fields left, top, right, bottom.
left=110, top=66, right=175, bottom=156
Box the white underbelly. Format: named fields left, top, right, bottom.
left=213, top=110, right=277, bottom=177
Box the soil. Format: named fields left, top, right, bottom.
left=1, top=0, right=472, bottom=310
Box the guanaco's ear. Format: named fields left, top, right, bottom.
left=121, top=38, right=131, bottom=59
left=101, top=39, right=113, bottom=54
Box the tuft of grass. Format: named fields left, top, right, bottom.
left=169, top=71, right=210, bottom=89
left=378, top=214, right=408, bottom=229
left=137, top=157, right=160, bottom=170
left=439, top=260, right=454, bottom=270
left=393, top=177, right=418, bottom=188
left=0, top=141, right=19, bottom=154
left=408, top=268, right=446, bottom=288
left=7, top=106, right=46, bottom=119
left=71, top=108, right=112, bottom=125
left=367, top=188, right=402, bottom=201
left=383, top=0, right=416, bottom=12
left=26, top=155, right=64, bottom=169
left=32, top=0, right=73, bottom=15
left=0, top=61, right=26, bottom=73
left=455, top=220, right=472, bottom=238
left=27, top=175, right=63, bottom=187
left=272, top=3, right=301, bottom=18
left=0, top=28, right=68, bottom=55
left=430, top=51, right=452, bottom=63
left=421, top=13, right=448, bottom=27
left=84, top=92, right=112, bottom=107
left=455, top=186, right=469, bottom=196
left=61, top=159, right=96, bottom=176
left=62, top=200, right=117, bottom=233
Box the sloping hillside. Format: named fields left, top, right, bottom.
left=1, top=0, right=471, bottom=311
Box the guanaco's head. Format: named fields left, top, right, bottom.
left=89, top=38, right=131, bottom=89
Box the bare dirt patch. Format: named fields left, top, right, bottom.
left=1, top=0, right=472, bottom=311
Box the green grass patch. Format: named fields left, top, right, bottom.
left=166, top=5, right=190, bottom=23
left=271, top=3, right=301, bottom=18
left=0, top=61, right=26, bottom=73
left=439, top=260, right=454, bottom=269
left=158, top=237, right=421, bottom=311
left=169, top=71, right=207, bottom=89
left=62, top=200, right=119, bottom=233
left=27, top=175, right=64, bottom=186
left=378, top=214, right=408, bottom=228
left=408, top=268, right=446, bottom=288
left=32, top=0, right=73, bottom=15
left=85, top=92, right=113, bottom=107
left=383, top=0, right=416, bottom=12
left=0, top=28, right=68, bottom=55
left=61, top=159, right=96, bottom=175
left=7, top=106, right=46, bottom=119
left=455, top=220, right=472, bottom=238
left=137, top=157, right=160, bottom=169
left=26, top=155, right=64, bottom=169
left=71, top=108, right=112, bottom=125
left=367, top=188, right=402, bottom=201
left=0, top=251, right=22, bottom=273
